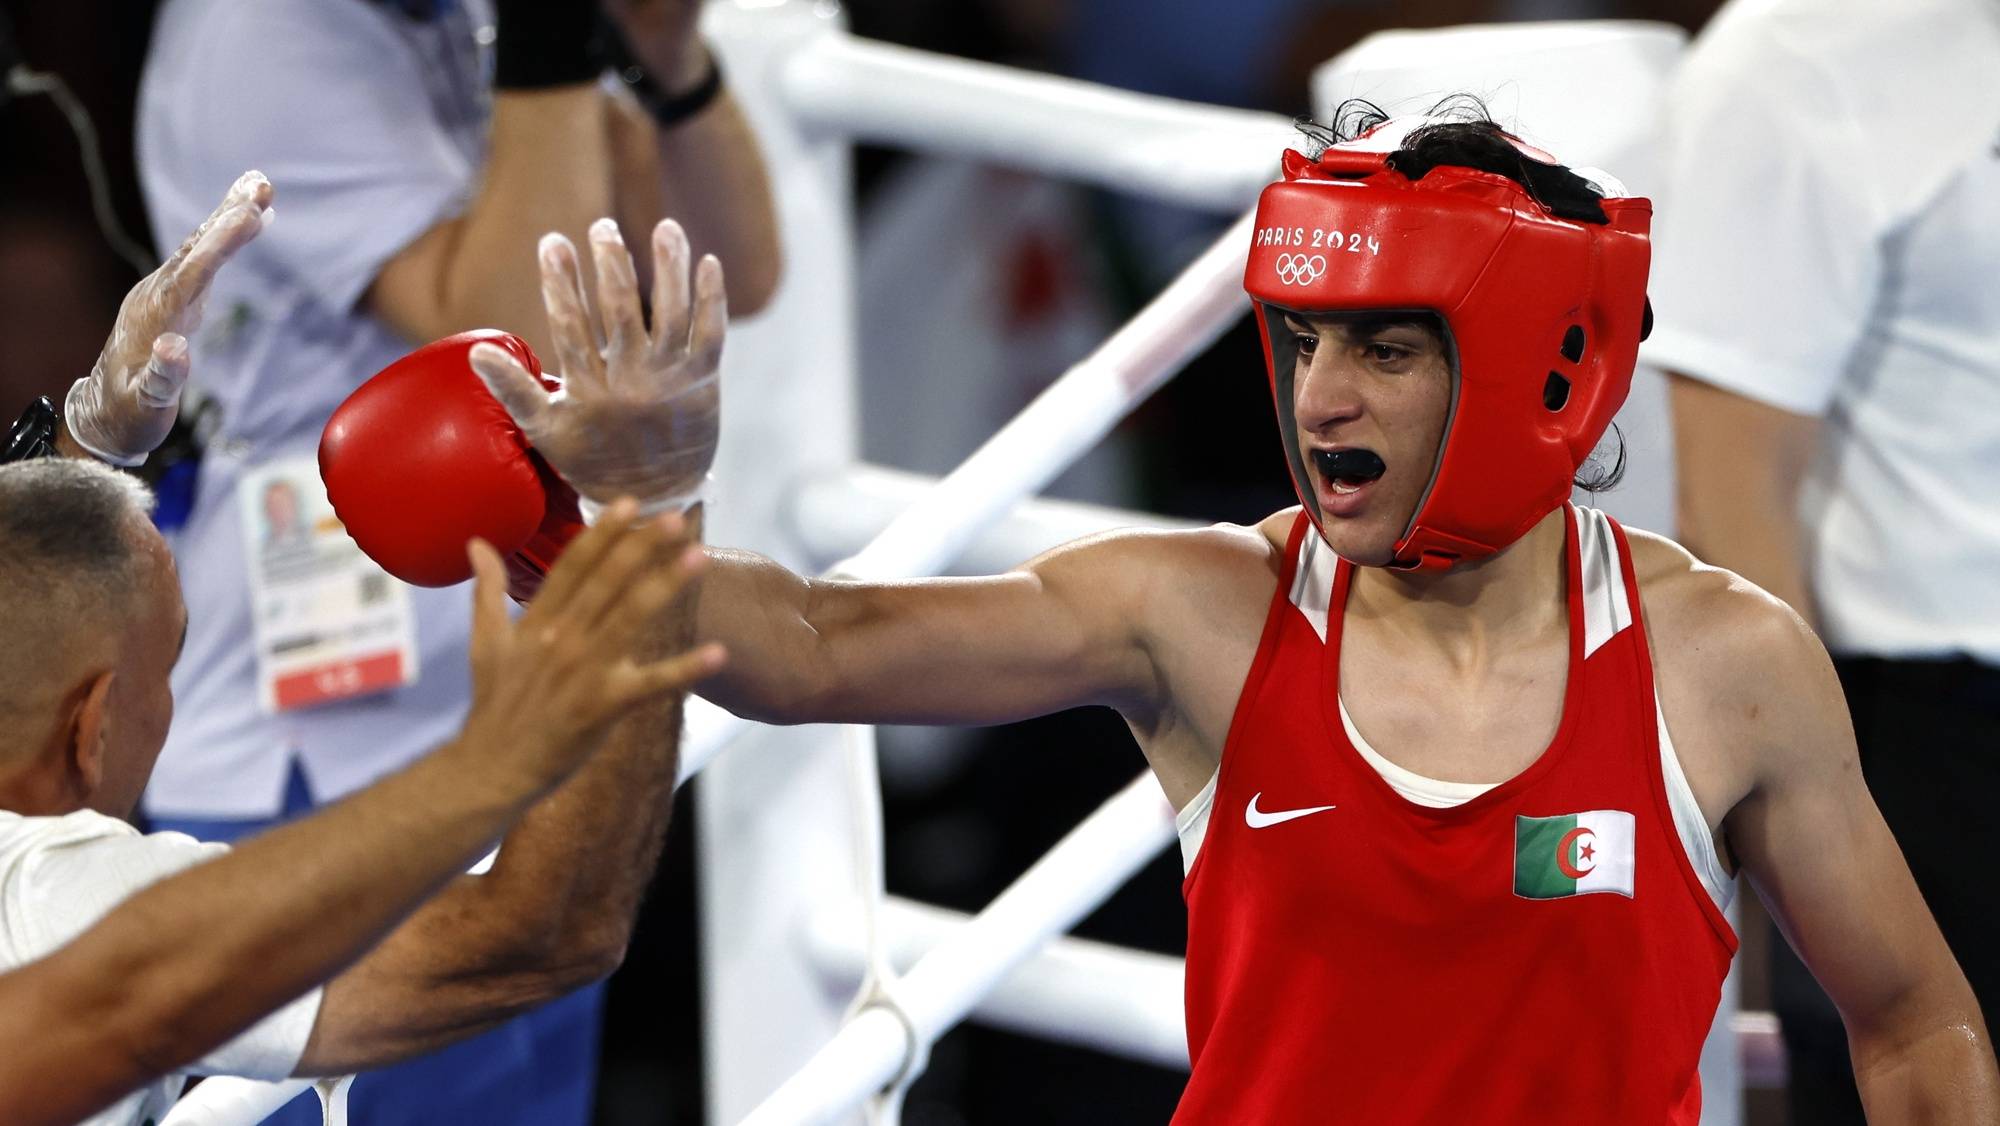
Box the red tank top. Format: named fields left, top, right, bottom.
left=1177, top=507, right=1736, bottom=1124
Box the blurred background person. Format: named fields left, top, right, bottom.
left=1648, top=1, right=2000, bottom=1122
left=127, top=1, right=777, bottom=1123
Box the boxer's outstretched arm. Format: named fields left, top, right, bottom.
left=1715, top=593, right=2000, bottom=1121
left=468, top=218, right=1294, bottom=768
left=469, top=216, right=1191, bottom=730
left=696, top=526, right=1228, bottom=730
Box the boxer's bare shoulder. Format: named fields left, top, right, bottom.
left=1099, top=510, right=1296, bottom=797
left=1024, top=508, right=1291, bottom=630
left=1627, top=526, right=1845, bottom=835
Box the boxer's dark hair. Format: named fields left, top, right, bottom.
left=1298, top=95, right=1610, bottom=223
left=1574, top=423, right=1628, bottom=493
left=1295, top=95, right=1630, bottom=493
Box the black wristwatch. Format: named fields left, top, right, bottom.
left=3, top=396, right=60, bottom=464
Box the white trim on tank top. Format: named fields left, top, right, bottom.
left=1289, top=507, right=1630, bottom=655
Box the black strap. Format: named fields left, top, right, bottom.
left=603, top=25, right=725, bottom=129
left=492, top=0, right=606, bottom=90
left=3, top=396, right=59, bottom=464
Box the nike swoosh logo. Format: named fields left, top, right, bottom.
left=1245, top=792, right=1337, bottom=829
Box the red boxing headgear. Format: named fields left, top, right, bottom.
left=1243, top=119, right=1652, bottom=571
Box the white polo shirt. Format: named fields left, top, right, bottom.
left=0, top=809, right=322, bottom=1126
left=136, top=0, right=495, bottom=817
left=1643, top=0, right=2000, bottom=664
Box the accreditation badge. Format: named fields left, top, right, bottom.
left=237, top=456, right=418, bottom=712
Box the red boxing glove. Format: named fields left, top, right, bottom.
left=320, top=330, right=583, bottom=602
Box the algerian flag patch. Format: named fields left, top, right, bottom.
left=1513, top=811, right=1636, bottom=899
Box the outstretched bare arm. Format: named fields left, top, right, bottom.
left=693, top=531, right=1169, bottom=730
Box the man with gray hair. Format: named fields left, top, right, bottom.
left=0, top=463, right=177, bottom=820
left=0, top=460, right=724, bottom=1126
left=0, top=461, right=712, bottom=1125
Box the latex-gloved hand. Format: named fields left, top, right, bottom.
left=66, top=170, right=273, bottom=465
left=470, top=217, right=724, bottom=516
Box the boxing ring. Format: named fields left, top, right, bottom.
left=164, top=6, right=1780, bottom=1124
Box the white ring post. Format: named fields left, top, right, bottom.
left=832, top=719, right=929, bottom=1124
left=315, top=1077, right=354, bottom=1124
left=696, top=2, right=872, bottom=1119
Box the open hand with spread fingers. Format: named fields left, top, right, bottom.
left=65, top=170, right=273, bottom=466
left=469, top=218, right=724, bottom=516
left=460, top=500, right=725, bottom=795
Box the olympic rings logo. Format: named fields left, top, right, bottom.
left=1275, top=253, right=1327, bottom=286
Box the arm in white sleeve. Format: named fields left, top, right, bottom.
left=15, top=821, right=323, bottom=1079
left=1642, top=19, right=1881, bottom=414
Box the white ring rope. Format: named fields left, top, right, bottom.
left=314, top=1077, right=354, bottom=1124
left=158, top=1079, right=311, bottom=1126
left=833, top=719, right=929, bottom=1123
left=741, top=772, right=1178, bottom=1125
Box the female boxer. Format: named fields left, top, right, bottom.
left=434, top=108, right=1999, bottom=1122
